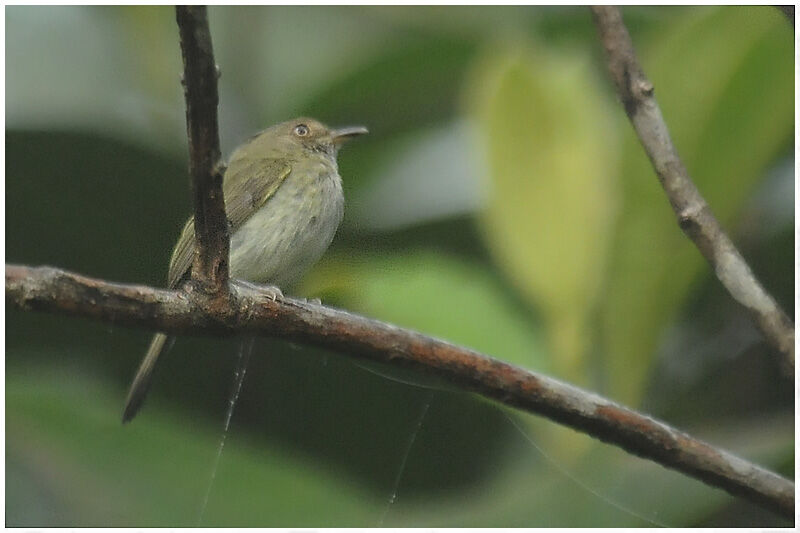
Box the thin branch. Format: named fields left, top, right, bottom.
left=176, top=6, right=229, bottom=294
left=591, top=6, right=795, bottom=375
left=6, top=264, right=794, bottom=520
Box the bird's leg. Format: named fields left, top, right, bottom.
left=230, top=279, right=321, bottom=306
left=231, top=279, right=283, bottom=302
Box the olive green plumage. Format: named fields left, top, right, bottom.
left=122, top=117, right=367, bottom=423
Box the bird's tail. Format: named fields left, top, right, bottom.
left=122, top=333, right=171, bottom=423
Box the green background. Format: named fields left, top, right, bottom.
left=6, top=5, right=794, bottom=527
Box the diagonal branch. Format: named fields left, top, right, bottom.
left=6, top=263, right=794, bottom=520
left=176, top=6, right=229, bottom=294
left=591, top=6, right=794, bottom=375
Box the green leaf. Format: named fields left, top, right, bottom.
left=601, top=6, right=793, bottom=404
left=302, top=250, right=548, bottom=374
left=465, top=43, right=620, bottom=381
left=6, top=370, right=376, bottom=526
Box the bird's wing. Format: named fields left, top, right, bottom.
left=167, top=217, right=196, bottom=288
left=166, top=158, right=292, bottom=288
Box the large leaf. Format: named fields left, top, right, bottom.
left=600, top=6, right=793, bottom=404
left=465, top=44, right=619, bottom=381
left=302, top=250, right=548, bottom=374
left=6, top=370, right=376, bottom=527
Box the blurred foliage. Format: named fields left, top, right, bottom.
left=601, top=6, right=794, bottom=404
left=466, top=42, right=618, bottom=382
left=6, top=5, right=794, bottom=527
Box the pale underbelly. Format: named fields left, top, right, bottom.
left=228, top=171, right=343, bottom=288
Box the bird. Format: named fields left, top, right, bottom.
left=122, top=117, right=367, bottom=423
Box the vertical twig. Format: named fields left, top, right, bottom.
left=176, top=6, right=229, bottom=294
left=591, top=6, right=794, bottom=375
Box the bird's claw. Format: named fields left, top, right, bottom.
left=232, top=279, right=283, bottom=302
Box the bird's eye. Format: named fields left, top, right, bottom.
left=293, top=124, right=310, bottom=137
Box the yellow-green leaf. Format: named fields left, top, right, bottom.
left=465, top=43, right=620, bottom=381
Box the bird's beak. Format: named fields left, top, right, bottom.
left=331, top=125, right=369, bottom=146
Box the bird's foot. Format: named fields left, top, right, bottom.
left=231, top=279, right=283, bottom=302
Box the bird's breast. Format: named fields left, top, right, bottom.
left=228, top=164, right=344, bottom=288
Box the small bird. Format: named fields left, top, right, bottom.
left=122, top=117, right=367, bottom=423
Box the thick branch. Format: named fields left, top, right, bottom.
left=591, top=6, right=795, bottom=375
left=6, top=264, right=794, bottom=519
left=176, top=6, right=229, bottom=294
